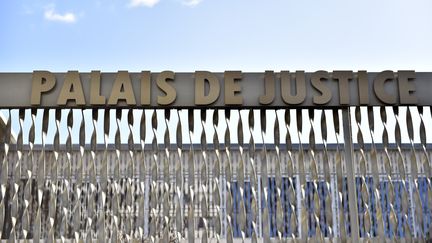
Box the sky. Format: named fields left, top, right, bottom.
left=1, top=0, right=432, bottom=72
left=1, top=0, right=432, bottom=145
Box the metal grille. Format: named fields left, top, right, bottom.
left=0, top=107, right=431, bottom=242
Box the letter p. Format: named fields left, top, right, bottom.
left=31, top=71, right=56, bottom=105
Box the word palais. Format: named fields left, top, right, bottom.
left=0, top=70, right=431, bottom=242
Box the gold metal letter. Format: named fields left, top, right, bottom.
left=357, top=71, right=369, bottom=105
left=332, top=71, right=353, bottom=105
left=31, top=71, right=56, bottom=105
left=398, top=70, right=417, bottom=104
left=259, top=71, right=275, bottom=105
left=224, top=71, right=243, bottom=105
left=157, top=71, right=176, bottom=105
left=311, top=71, right=332, bottom=105
left=141, top=71, right=151, bottom=105
left=195, top=71, right=220, bottom=105
left=108, top=71, right=136, bottom=105
left=373, top=71, right=396, bottom=104
left=90, top=71, right=105, bottom=105
left=281, top=71, right=306, bottom=105
left=57, top=71, right=86, bottom=105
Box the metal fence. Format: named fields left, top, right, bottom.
left=0, top=107, right=431, bottom=242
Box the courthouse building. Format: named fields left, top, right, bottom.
left=0, top=71, right=431, bottom=242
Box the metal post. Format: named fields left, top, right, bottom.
left=342, top=107, right=360, bottom=242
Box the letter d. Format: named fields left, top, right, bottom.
left=195, top=71, right=220, bottom=105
